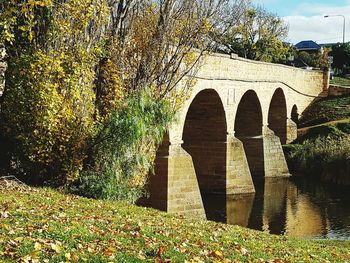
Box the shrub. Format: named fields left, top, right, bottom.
left=286, top=134, right=350, bottom=180
left=71, top=88, right=174, bottom=203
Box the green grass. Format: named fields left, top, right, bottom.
left=1, top=188, right=350, bottom=262
left=299, top=95, right=350, bottom=127
left=330, top=76, right=350, bottom=87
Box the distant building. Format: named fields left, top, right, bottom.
left=289, top=40, right=327, bottom=70
left=295, top=40, right=323, bottom=53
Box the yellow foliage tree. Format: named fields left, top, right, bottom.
left=1, top=0, right=232, bottom=197
left=0, top=0, right=109, bottom=183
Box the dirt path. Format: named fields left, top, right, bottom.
left=298, top=118, right=350, bottom=136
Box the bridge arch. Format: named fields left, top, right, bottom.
left=235, top=90, right=264, bottom=177
left=268, top=88, right=287, bottom=144
left=182, top=89, right=227, bottom=217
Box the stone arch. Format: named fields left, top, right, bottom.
left=268, top=88, right=287, bottom=144
left=291, top=104, right=299, bottom=125
left=182, top=89, right=227, bottom=219
left=235, top=90, right=264, bottom=178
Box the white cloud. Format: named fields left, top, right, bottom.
left=284, top=15, right=346, bottom=44
left=284, top=3, right=350, bottom=44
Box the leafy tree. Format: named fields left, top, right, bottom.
left=330, top=43, right=350, bottom=75
left=295, top=49, right=330, bottom=69
left=0, top=0, right=232, bottom=201
left=212, top=4, right=290, bottom=63
left=0, top=0, right=109, bottom=184
left=98, top=0, right=233, bottom=103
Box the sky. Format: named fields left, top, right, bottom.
left=253, top=0, right=350, bottom=44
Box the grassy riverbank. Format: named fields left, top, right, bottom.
left=299, top=95, right=350, bottom=128
left=285, top=95, right=350, bottom=184
left=1, top=186, right=350, bottom=262
left=330, top=76, right=350, bottom=87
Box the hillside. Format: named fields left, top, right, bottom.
left=299, top=95, right=350, bottom=128
left=0, top=182, right=349, bottom=263
left=285, top=95, right=350, bottom=185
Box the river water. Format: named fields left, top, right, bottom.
left=203, top=177, right=350, bottom=240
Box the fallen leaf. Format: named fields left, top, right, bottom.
left=51, top=243, right=61, bottom=253
left=34, top=242, right=42, bottom=251
left=157, top=245, right=167, bottom=257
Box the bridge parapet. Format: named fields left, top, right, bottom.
left=196, top=53, right=328, bottom=96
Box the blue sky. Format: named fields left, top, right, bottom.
left=253, top=0, right=350, bottom=43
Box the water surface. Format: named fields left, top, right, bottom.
left=203, top=177, right=350, bottom=240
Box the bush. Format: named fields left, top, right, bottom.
left=0, top=50, right=97, bottom=185
left=71, top=88, right=174, bottom=203
left=0, top=0, right=109, bottom=184
left=286, top=134, right=350, bottom=181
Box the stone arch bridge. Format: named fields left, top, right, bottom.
left=140, top=53, right=329, bottom=219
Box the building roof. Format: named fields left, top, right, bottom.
left=295, top=40, right=322, bottom=51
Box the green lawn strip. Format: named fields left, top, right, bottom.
left=1, top=188, right=349, bottom=262
left=299, top=95, right=350, bottom=128
left=330, top=76, right=350, bottom=87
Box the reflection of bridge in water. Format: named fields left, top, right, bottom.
left=223, top=177, right=350, bottom=239
left=226, top=178, right=327, bottom=238
left=139, top=52, right=330, bottom=220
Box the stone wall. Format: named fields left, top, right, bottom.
left=0, top=46, right=6, bottom=97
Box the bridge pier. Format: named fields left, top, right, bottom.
left=226, top=134, right=255, bottom=194
left=141, top=133, right=256, bottom=219
left=140, top=138, right=206, bottom=219
left=142, top=126, right=290, bottom=218
left=167, top=143, right=206, bottom=218
left=263, top=126, right=290, bottom=177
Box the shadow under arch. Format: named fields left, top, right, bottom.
left=268, top=88, right=287, bottom=144
left=182, top=89, right=227, bottom=220
left=291, top=104, right=299, bottom=125
left=137, top=133, right=170, bottom=211
left=235, top=90, right=264, bottom=178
